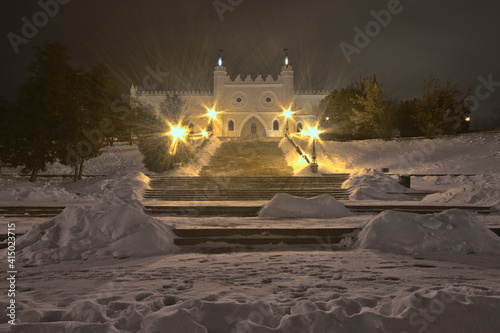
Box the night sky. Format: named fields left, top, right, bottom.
left=1, top=0, right=500, bottom=126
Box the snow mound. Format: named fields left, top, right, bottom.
left=138, top=291, right=500, bottom=333
left=0, top=186, right=77, bottom=203
left=14, top=202, right=178, bottom=265
left=342, top=168, right=417, bottom=201
left=259, top=193, right=353, bottom=218
left=110, top=171, right=150, bottom=203
left=423, top=183, right=500, bottom=206
left=356, top=209, right=500, bottom=255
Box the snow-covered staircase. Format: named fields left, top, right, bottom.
left=143, top=175, right=351, bottom=201
left=143, top=137, right=351, bottom=201
left=199, top=138, right=293, bottom=177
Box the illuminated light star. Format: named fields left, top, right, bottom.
left=201, top=130, right=208, bottom=138
left=166, top=123, right=188, bottom=154
left=281, top=108, right=294, bottom=120
left=205, top=108, right=219, bottom=120
left=303, top=125, right=323, bottom=142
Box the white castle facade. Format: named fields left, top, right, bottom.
left=130, top=55, right=329, bottom=138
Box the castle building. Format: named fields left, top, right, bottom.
left=130, top=53, right=329, bottom=138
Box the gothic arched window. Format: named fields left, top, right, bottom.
left=228, top=120, right=234, bottom=131
left=273, top=120, right=279, bottom=131
left=297, top=122, right=303, bottom=133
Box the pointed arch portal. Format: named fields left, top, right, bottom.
left=239, top=115, right=268, bottom=138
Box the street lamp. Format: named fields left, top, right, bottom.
left=281, top=108, right=295, bottom=135
left=302, top=125, right=323, bottom=173
left=205, top=107, right=219, bottom=134
left=166, top=122, right=189, bottom=155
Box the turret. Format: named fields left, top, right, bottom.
left=280, top=49, right=294, bottom=106
left=213, top=50, right=227, bottom=100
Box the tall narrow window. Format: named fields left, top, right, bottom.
left=228, top=120, right=234, bottom=131
left=273, top=120, right=279, bottom=131
left=251, top=123, right=257, bottom=134
left=297, top=123, right=303, bottom=133
left=189, top=123, right=194, bottom=135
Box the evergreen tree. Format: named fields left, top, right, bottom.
left=12, top=42, right=74, bottom=182
left=60, top=62, right=121, bottom=181
left=414, top=75, right=471, bottom=138
left=351, top=79, right=397, bottom=140
left=135, top=93, right=194, bottom=173
left=319, top=78, right=367, bottom=140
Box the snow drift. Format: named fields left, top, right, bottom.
left=356, top=209, right=500, bottom=255
left=342, top=168, right=418, bottom=201
left=108, top=171, right=150, bottom=204
left=259, top=193, right=353, bottom=218
left=26, top=290, right=496, bottom=333
left=422, top=175, right=500, bottom=206
left=14, top=201, right=178, bottom=265
left=0, top=186, right=77, bottom=203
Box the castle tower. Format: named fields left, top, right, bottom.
left=280, top=51, right=294, bottom=107
left=213, top=50, right=227, bottom=101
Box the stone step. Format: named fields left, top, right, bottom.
left=172, top=227, right=358, bottom=246
left=173, top=228, right=357, bottom=238
left=199, top=139, right=293, bottom=177
left=174, top=236, right=347, bottom=246
left=144, top=204, right=493, bottom=216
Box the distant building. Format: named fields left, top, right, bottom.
left=130, top=52, right=329, bottom=138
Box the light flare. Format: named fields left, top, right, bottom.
left=302, top=125, right=323, bottom=142
left=281, top=108, right=295, bottom=120
left=205, top=107, right=219, bottom=121
left=166, top=122, right=188, bottom=154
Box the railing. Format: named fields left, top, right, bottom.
left=285, top=133, right=310, bottom=164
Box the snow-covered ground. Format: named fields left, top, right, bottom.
left=285, top=132, right=500, bottom=207
left=1, top=132, right=500, bottom=332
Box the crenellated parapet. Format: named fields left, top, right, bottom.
left=228, top=74, right=281, bottom=84
left=295, top=90, right=332, bottom=95
left=136, top=90, right=213, bottom=97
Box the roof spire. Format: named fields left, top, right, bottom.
left=218, top=49, right=223, bottom=67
